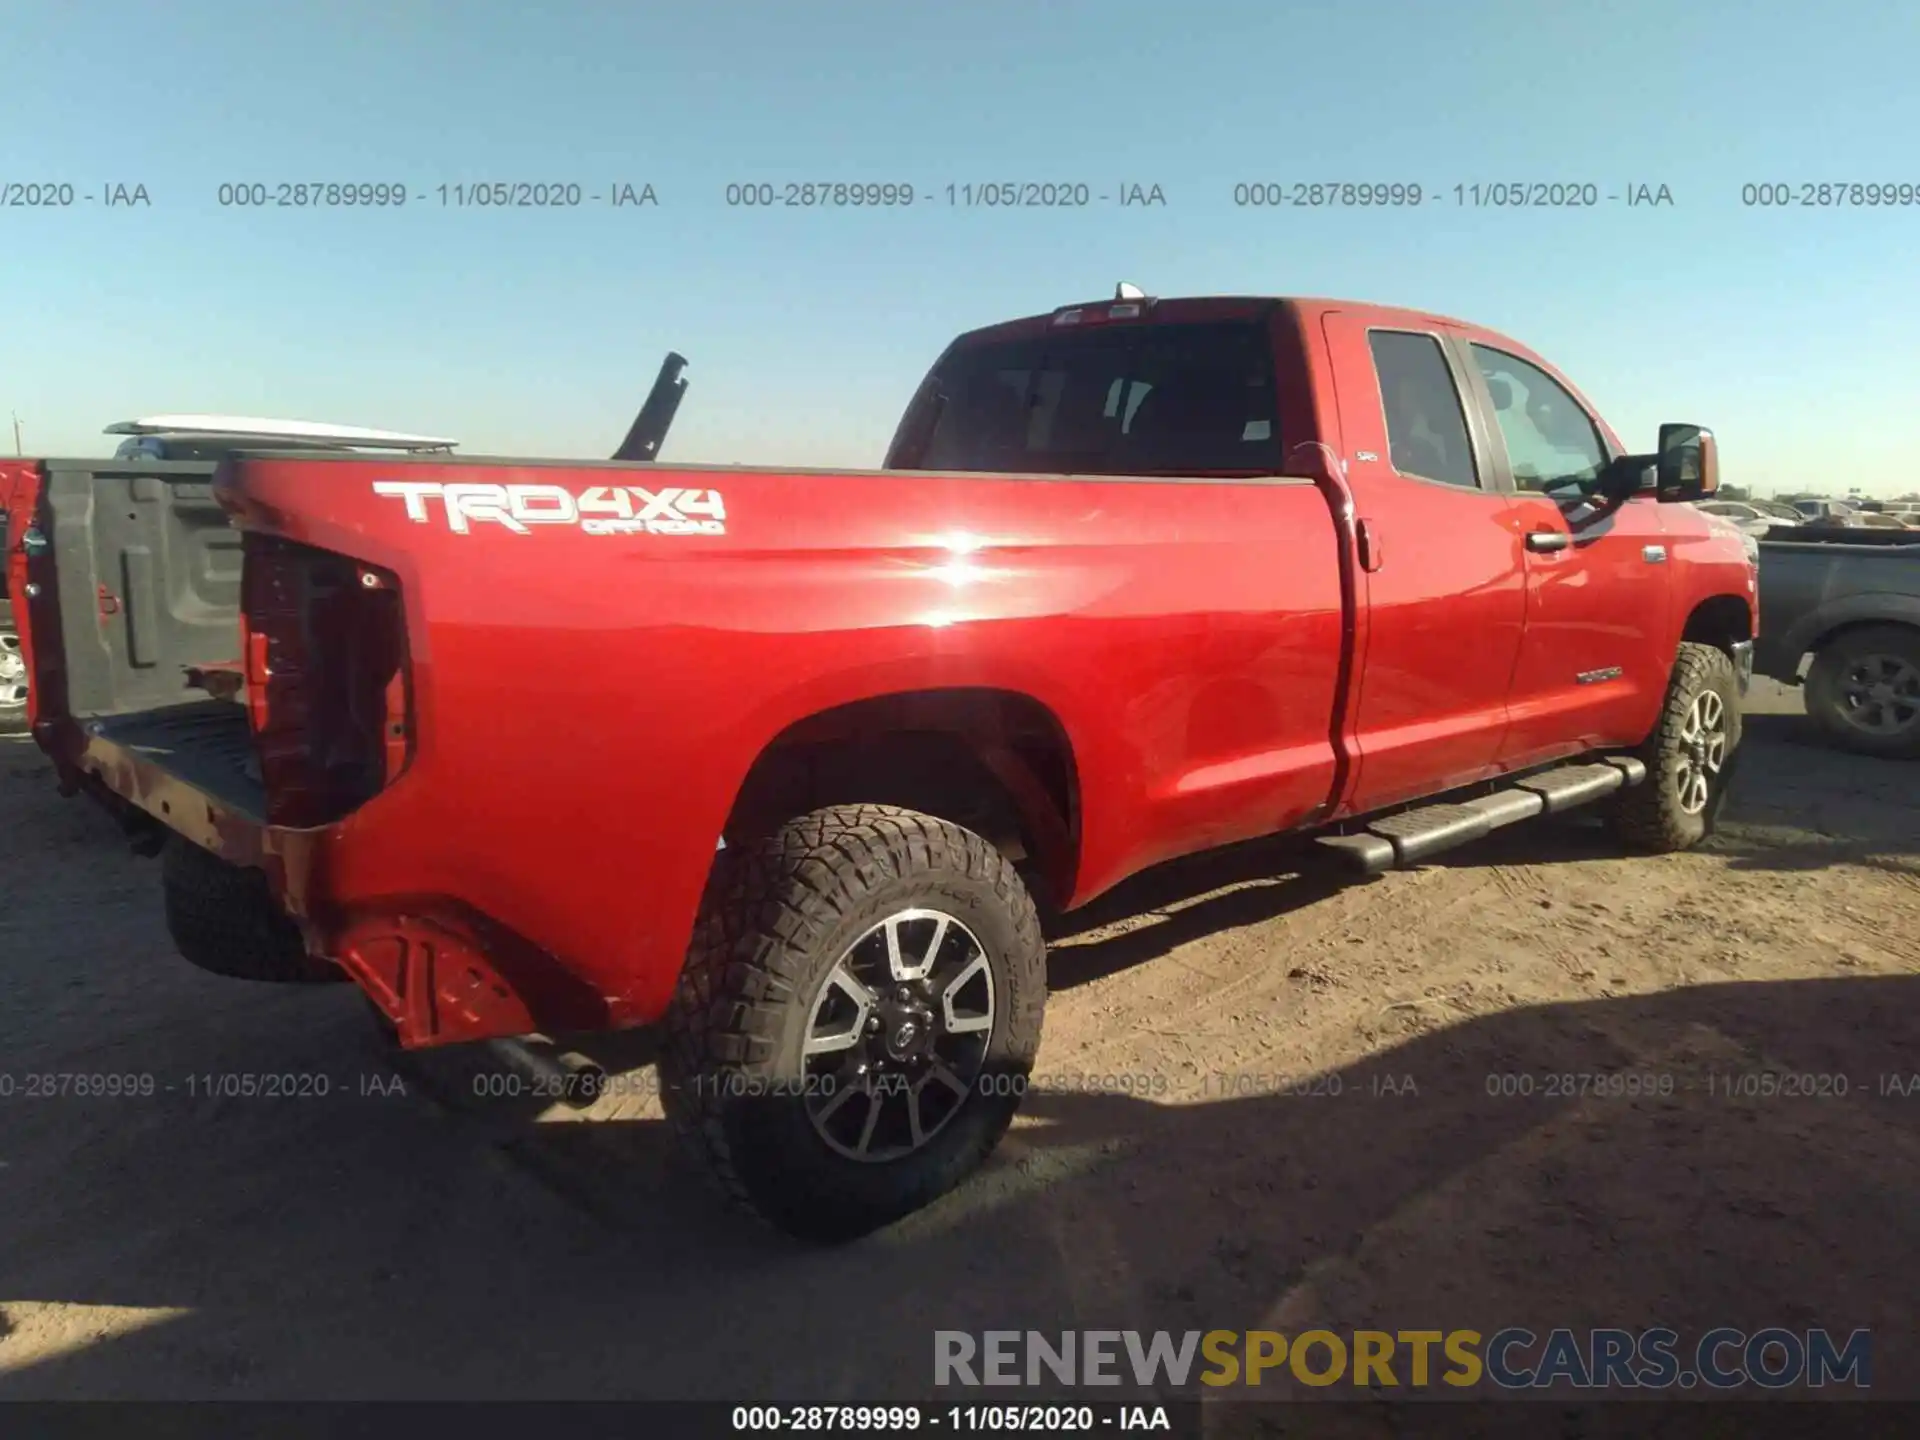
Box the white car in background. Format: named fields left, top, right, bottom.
left=1698, top=499, right=1795, bottom=538
left=1791, top=498, right=1862, bottom=526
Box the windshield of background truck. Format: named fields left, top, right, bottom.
left=897, top=320, right=1283, bottom=475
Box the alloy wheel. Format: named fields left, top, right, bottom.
left=1836, top=653, right=1920, bottom=737
left=801, top=907, right=996, bottom=1162
left=1674, top=688, right=1728, bottom=815
left=0, top=630, right=26, bottom=713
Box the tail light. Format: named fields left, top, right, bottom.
left=241, top=535, right=411, bottom=827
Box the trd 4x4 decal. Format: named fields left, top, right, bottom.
left=371, top=481, right=727, bottom=536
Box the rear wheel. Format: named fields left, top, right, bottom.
left=1804, top=625, right=1920, bottom=759
left=1611, top=641, right=1742, bottom=852
left=161, top=839, right=345, bottom=983
left=660, top=804, right=1046, bottom=1242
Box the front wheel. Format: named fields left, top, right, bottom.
left=660, top=804, right=1046, bottom=1242
left=1804, top=625, right=1920, bottom=759
left=1611, top=641, right=1743, bottom=852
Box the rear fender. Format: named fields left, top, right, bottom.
left=1762, top=593, right=1920, bottom=679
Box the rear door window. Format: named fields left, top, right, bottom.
left=1367, top=331, right=1479, bottom=490
left=897, top=320, right=1282, bottom=475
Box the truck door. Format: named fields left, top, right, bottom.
left=1319, top=312, right=1527, bottom=813
left=1450, top=336, right=1673, bottom=765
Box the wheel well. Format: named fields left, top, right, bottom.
left=723, top=689, right=1080, bottom=906
left=1681, top=594, right=1754, bottom=655
left=1810, top=618, right=1920, bottom=659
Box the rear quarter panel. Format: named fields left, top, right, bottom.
left=226, top=456, right=1345, bottom=1025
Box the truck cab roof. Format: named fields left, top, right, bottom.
left=952, top=295, right=1483, bottom=348
left=894, top=291, right=1603, bottom=478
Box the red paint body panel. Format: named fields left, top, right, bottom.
left=1496, top=491, right=1674, bottom=764
left=1439, top=321, right=1679, bottom=767
left=1316, top=309, right=1527, bottom=813
left=2, top=461, right=54, bottom=730
left=220, top=459, right=1347, bottom=1031
left=9, top=297, right=1755, bottom=1047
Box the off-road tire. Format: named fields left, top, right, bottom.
left=660, top=804, right=1046, bottom=1243
left=1804, top=624, right=1920, bottom=760
left=1610, top=641, right=1743, bottom=852
left=161, top=838, right=344, bottom=983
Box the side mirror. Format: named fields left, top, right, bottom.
left=1656, top=423, right=1719, bottom=502
left=1590, top=448, right=1657, bottom=498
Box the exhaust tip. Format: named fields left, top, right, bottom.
left=485, top=1037, right=610, bottom=1110
left=551, top=1050, right=608, bottom=1110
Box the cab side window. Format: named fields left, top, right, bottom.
left=1367, top=331, right=1479, bottom=489
left=1469, top=345, right=1606, bottom=494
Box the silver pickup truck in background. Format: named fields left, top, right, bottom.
left=1755, top=527, right=1920, bottom=758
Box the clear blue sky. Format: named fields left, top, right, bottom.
left=4, top=0, right=1918, bottom=497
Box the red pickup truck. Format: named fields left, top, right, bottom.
left=2, top=291, right=1756, bottom=1241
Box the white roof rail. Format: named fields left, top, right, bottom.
left=105, top=415, right=458, bottom=450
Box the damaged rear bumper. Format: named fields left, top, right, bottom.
left=51, top=713, right=611, bottom=1050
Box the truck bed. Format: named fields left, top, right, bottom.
left=12, top=444, right=1352, bottom=1031
left=1755, top=530, right=1920, bottom=680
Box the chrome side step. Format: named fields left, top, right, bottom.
left=1316, top=758, right=1647, bottom=877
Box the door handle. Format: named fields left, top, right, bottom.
left=1524, top=529, right=1570, bottom=553
left=1356, top=518, right=1384, bottom=572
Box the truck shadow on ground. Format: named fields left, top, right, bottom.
left=1039, top=836, right=1351, bottom=991
left=2, top=703, right=1915, bottom=1403
left=1044, top=717, right=1915, bottom=988
left=1416, top=713, right=1913, bottom=882
left=3, top=970, right=1915, bottom=1403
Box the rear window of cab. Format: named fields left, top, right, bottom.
left=892, top=321, right=1283, bottom=475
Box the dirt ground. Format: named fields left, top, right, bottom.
left=1, top=678, right=1916, bottom=1417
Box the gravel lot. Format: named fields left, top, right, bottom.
left=1, top=678, right=1915, bottom=1411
